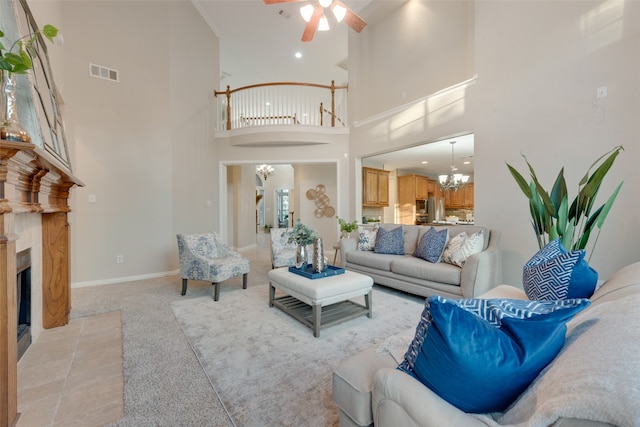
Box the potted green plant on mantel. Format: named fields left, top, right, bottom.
left=0, top=24, right=59, bottom=142
left=507, top=145, right=624, bottom=261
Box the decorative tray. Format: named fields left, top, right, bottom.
left=288, top=265, right=345, bottom=279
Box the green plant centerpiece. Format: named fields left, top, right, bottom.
left=287, top=219, right=317, bottom=245
left=506, top=145, right=623, bottom=261
left=1, top=24, right=59, bottom=142
left=287, top=219, right=317, bottom=269
left=337, top=217, right=358, bottom=237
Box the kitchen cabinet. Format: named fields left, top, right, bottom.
left=363, top=167, right=390, bottom=207
left=397, top=175, right=443, bottom=224
left=444, top=183, right=474, bottom=208
left=415, top=175, right=430, bottom=200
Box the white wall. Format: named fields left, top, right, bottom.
left=56, top=0, right=219, bottom=285
left=294, top=164, right=339, bottom=248
left=349, top=0, right=640, bottom=285
left=471, top=0, right=640, bottom=283
left=349, top=0, right=474, bottom=121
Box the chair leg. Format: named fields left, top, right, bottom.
left=242, top=273, right=248, bottom=289
left=213, top=282, right=220, bottom=301
left=181, top=279, right=188, bottom=296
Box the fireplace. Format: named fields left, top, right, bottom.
left=17, top=248, right=32, bottom=361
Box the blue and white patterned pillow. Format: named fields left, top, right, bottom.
left=414, top=227, right=449, bottom=263
left=374, top=226, right=404, bottom=255
left=523, top=239, right=598, bottom=300
left=398, top=295, right=590, bottom=413
left=357, top=225, right=378, bottom=251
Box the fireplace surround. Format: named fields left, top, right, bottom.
left=0, top=140, right=82, bottom=426
left=16, top=248, right=31, bottom=361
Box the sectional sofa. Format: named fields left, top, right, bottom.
left=339, top=223, right=502, bottom=298
left=333, top=260, right=640, bottom=427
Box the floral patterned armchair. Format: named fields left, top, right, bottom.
left=269, top=227, right=313, bottom=269
left=270, top=227, right=296, bottom=269
left=176, top=232, right=250, bottom=301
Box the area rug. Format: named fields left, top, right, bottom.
left=170, top=283, right=425, bottom=427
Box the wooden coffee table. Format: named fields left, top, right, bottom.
left=268, top=267, right=373, bottom=337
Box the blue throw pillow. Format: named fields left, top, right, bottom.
left=523, top=239, right=598, bottom=300
left=374, top=226, right=405, bottom=255
left=414, top=227, right=449, bottom=263
left=398, top=295, right=590, bottom=413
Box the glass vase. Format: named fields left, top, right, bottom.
left=295, top=244, right=308, bottom=269
left=0, top=72, right=31, bottom=143
left=312, top=237, right=327, bottom=273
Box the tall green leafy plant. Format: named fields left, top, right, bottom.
left=507, top=145, right=623, bottom=261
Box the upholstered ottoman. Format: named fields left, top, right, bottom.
left=332, top=330, right=415, bottom=427
left=268, top=267, right=373, bottom=337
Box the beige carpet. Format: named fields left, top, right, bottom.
left=171, top=282, right=425, bottom=427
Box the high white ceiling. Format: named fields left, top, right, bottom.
left=191, top=0, right=473, bottom=176
left=192, top=0, right=373, bottom=89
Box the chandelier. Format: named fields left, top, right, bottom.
left=257, top=164, right=275, bottom=181
left=439, top=141, right=469, bottom=192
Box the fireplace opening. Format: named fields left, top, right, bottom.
left=17, top=248, right=31, bottom=360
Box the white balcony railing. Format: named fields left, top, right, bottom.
left=214, top=81, right=348, bottom=131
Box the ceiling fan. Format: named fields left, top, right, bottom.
left=263, top=0, right=367, bottom=42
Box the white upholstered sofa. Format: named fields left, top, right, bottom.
left=332, top=261, right=640, bottom=427
left=339, top=223, right=502, bottom=298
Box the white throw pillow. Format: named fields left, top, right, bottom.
left=442, top=230, right=484, bottom=267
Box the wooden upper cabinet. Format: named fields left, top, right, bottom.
left=363, top=167, right=390, bottom=207
left=415, top=175, right=430, bottom=200
left=444, top=183, right=474, bottom=208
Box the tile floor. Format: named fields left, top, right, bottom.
left=16, top=310, right=124, bottom=427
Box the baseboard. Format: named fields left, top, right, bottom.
left=71, top=269, right=179, bottom=288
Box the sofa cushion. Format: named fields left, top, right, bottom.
left=414, top=227, right=449, bottom=263
left=374, top=226, right=405, bottom=255
left=523, top=239, right=598, bottom=300
left=357, top=224, right=379, bottom=251
left=346, top=251, right=401, bottom=272
left=441, top=230, right=484, bottom=267
left=391, top=257, right=461, bottom=286
left=401, top=225, right=421, bottom=255
left=397, top=295, right=590, bottom=413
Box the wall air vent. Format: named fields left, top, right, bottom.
left=89, top=63, right=119, bottom=82
left=336, top=57, right=349, bottom=71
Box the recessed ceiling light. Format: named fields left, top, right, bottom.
left=295, top=52, right=302, bottom=59
left=421, top=161, right=428, bottom=164
left=463, top=161, right=471, bottom=165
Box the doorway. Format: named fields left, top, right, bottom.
left=276, top=188, right=290, bottom=228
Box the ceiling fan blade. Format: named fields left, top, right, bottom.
left=263, top=0, right=302, bottom=4
left=343, top=7, right=367, bottom=33
left=301, top=5, right=322, bottom=42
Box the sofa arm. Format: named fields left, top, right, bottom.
left=460, top=229, right=503, bottom=298
left=339, top=238, right=357, bottom=267
left=373, top=368, right=488, bottom=427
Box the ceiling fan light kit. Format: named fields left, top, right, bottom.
left=300, top=4, right=314, bottom=21
left=264, top=0, right=366, bottom=41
